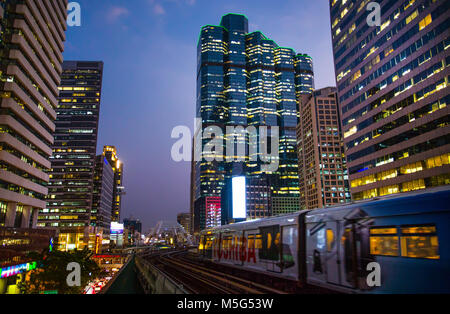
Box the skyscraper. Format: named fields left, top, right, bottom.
left=91, top=155, right=114, bottom=244
left=194, top=13, right=314, bottom=230
left=0, top=0, right=67, bottom=276
left=40, top=61, right=104, bottom=251
left=0, top=0, right=67, bottom=228
left=297, top=87, right=351, bottom=209
left=329, top=0, right=449, bottom=200
left=103, top=146, right=124, bottom=223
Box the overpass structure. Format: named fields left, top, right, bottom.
left=150, top=221, right=193, bottom=246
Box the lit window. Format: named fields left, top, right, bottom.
left=370, top=227, right=399, bottom=256
left=400, top=225, right=439, bottom=259
left=326, top=229, right=334, bottom=252
left=419, top=14, right=432, bottom=30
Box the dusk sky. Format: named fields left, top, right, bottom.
left=64, top=0, right=336, bottom=232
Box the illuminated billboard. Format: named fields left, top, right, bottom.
left=0, top=261, right=37, bottom=279
left=111, top=222, right=124, bottom=234
left=232, top=176, right=246, bottom=219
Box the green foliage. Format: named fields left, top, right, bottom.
left=19, top=248, right=104, bottom=294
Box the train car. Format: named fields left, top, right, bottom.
left=305, top=186, right=450, bottom=293
left=198, top=213, right=305, bottom=282
left=199, top=186, right=450, bottom=293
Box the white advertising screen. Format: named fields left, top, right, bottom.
left=232, top=176, right=246, bottom=219
left=111, top=222, right=124, bottom=234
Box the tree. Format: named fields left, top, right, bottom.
left=19, top=248, right=104, bottom=294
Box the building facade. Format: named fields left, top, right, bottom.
left=297, top=87, right=351, bottom=209
left=39, top=61, right=104, bottom=251
left=123, top=217, right=142, bottom=234
left=330, top=0, right=450, bottom=200
left=194, top=13, right=314, bottom=230
left=91, top=155, right=114, bottom=251
left=103, top=146, right=124, bottom=223
left=0, top=0, right=67, bottom=293
left=0, top=0, right=67, bottom=228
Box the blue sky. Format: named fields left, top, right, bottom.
left=64, top=0, right=336, bottom=231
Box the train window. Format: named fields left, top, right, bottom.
left=402, top=226, right=436, bottom=234
left=369, top=227, right=399, bottom=256
left=235, top=236, right=241, bottom=249
left=223, top=236, right=231, bottom=250
left=370, top=227, right=397, bottom=235
left=282, top=226, right=297, bottom=246
left=198, top=236, right=205, bottom=250
left=259, top=226, right=281, bottom=261
left=205, top=236, right=214, bottom=250
left=326, top=229, right=334, bottom=252
left=400, top=225, right=439, bottom=259
left=248, top=235, right=255, bottom=249
left=255, top=234, right=262, bottom=249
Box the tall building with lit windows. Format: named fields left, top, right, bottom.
left=297, top=87, right=351, bottom=209
left=39, top=61, right=104, bottom=251
left=103, top=146, right=124, bottom=223
left=329, top=0, right=450, bottom=200
left=0, top=0, right=67, bottom=270
left=91, top=156, right=114, bottom=230
left=194, top=14, right=314, bottom=230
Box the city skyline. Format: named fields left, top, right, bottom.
left=63, top=0, right=336, bottom=231
left=0, top=0, right=448, bottom=297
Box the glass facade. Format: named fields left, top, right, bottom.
left=330, top=0, right=450, bottom=200
left=91, top=155, right=114, bottom=233
left=194, top=14, right=314, bottom=230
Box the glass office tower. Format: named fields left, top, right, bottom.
left=91, top=155, right=114, bottom=253
left=39, top=61, right=104, bottom=251
left=91, top=156, right=114, bottom=231
left=194, top=14, right=314, bottom=230
left=329, top=0, right=449, bottom=200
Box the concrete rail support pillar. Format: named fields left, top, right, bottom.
left=5, top=202, right=17, bottom=227
left=32, top=208, right=39, bottom=228
left=21, top=206, right=32, bottom=228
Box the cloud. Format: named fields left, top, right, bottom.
left=148, top=0, right=196, bottom=16
left=106, top=6, right=130, bottom=23
left=153, top=3, right=166, bottom=15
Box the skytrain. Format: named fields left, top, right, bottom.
left=199, top=186, right=450, bottom=293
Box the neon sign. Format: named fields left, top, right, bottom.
left=0, top=261, right=37, bottom=278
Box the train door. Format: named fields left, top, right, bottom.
left=259, top=225, right=282, bottom=273
left=325, top=222, right=340, bottom=285
left=198, top=234, right=206, bottom=257
left=306, top=221, right=327, bottom=285
left=339, top=224, right=358, bottom=288
left=281, top=225, right=298, bottom=279
left=213, top=232, right=222, bottom=262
